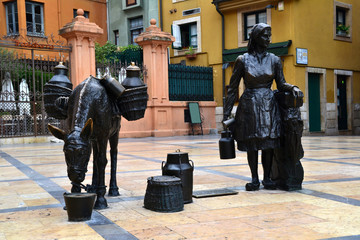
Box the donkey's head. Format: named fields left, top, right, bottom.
left=48, top=118, right=93, bottom=184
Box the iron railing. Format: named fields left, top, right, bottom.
left=168, top=64, right=213, bottom=101
left=0, top=39, right=71, bottom=138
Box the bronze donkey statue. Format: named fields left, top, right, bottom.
left=48, top=76, right=121, bottom=209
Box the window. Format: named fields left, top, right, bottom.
left=244, top=10, right=267, bottom=40
left=336, top=8, right=346, bottom=27
left=183, top=8, right=200, bottom=16
left=122, top=0, right=141, bottom=9
left=5, top=1, right=19, bottom=35
left=129, top=17, right=143, bottom=44
left=126, top=0, right=137, bottom=7
left=114, top=30, right=119, bottom=45
left=333, top=1, right=352, bottom=41
left=73, top=9, right=89, bottom=18
left=172, top=16, right=201, bottom=53
left=26, top=1, right=44, bottom=36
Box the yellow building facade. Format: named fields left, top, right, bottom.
left=162, top=0, right=360, bottom=135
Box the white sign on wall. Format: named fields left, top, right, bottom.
left=296, top=48, right=308, bottom=65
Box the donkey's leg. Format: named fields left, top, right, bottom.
left=94, top=139, right=109, bottom=209
left=108, top=131, right=120, bottom=196
left=88, top=142, right=98, bottom=193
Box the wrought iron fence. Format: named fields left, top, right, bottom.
left=168, top=64, right=214, bottom=101
left=0, top=40, right=70, bottom=138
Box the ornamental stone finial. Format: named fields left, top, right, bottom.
left=77, top=9, right=84, bottom=17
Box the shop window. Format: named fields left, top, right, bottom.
left=26, top=1, right=44, bottom=36
left=172, top=16, right=201, bottom=54
left=334, top=1, right=352, bottom=42
left=73, top=9, right=89, bottom=18
left=244, top=10, right=267, bottom=41
left=129, top=17, right=143, bottom=44
left=5, top=1, right=19, bottom=35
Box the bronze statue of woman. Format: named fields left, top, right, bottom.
left=223, top=23, right=303, bottom=191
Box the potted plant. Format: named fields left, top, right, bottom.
left=336, top=24, right=350, bottom=36
left=185, top=46, right=196, bottom=60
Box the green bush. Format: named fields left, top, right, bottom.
left=95, top=41, right=143, bottom=65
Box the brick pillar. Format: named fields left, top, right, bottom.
left=59, top=9, right=103, bottom=87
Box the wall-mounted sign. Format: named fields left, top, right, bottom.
left=296, top=48, right=308, bottom=65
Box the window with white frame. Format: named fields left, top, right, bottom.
left=244, top=10, right=267, bottom=40
left=26, top=1, right=44, bottom=36
left=334, top=1, right=352, bottom=41
left=129, top=17, right=143, bottom=44
left=5, top=1, right=19, bottom=35
left=172, top=16, right=201, bottom=53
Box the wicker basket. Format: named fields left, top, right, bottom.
left=117, top=85, right=148, bottom=121
left=144, top=176, right=184, bottom=212
left=44, top=84, right=72, bottom=119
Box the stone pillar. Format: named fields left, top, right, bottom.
left=135, top=19, right=174, bottom=102
left=59, top=9, right=103, bottom=87
left=133, top=19, right=176, bottom=137
left=119, top=19, right=217, bottom=138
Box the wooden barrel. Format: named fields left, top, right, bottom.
left=144, top=175, right=183, bottom=212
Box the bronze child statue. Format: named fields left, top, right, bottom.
left=223, top=23, right=303, bottom=191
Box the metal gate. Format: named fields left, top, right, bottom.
left=0, top=37, right=71, bottom=138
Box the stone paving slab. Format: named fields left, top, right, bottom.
left=0, top=135, right=360, bottom=239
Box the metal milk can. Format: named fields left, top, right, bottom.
left=44, top=62, right=72, bottom=119
left=219, top=118, right=236, bottom=159
left=162, top=150, right=194, bottom=203
left=100, top=74, right=125, bottom=99
left=121, top=62, right=145, bottom=88
left=219, top=130, right=235, bottom=159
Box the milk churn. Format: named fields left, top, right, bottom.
left=44, top=62, right=72, bottom=119
left=100, top=74, right=125, bottom=99
left=219, top=118, right=236, bottom=159
left=121, top=62, right=145, bottom=88
left=219, top=130, right=236, bottom=159
left=162, top=150, right=194, bottom=203
left=117, top=62, right=148, bottom=121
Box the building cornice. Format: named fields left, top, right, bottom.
left=213, top=0, right=272, bottom=11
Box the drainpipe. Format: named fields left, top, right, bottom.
left=159, top=0, right=163, bottom=30
left=214, top=2, right=226, bottom=110
left=106, top=0, right=110, bottom=41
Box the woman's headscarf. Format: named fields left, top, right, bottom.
left=247, top=23, right=271, bottom=54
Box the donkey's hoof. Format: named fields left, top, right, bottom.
left=108, top=188, right=120, bottom=197
left=94, top=197, right=108, bottom=209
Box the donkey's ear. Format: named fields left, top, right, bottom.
left=48, top=124, right=66, bottom=141
left=81, top=118, right=93, bottom=140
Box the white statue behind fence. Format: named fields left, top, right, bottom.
left=0, top=72, right=17, bottom=111
left=19, top=79, right=31, bottom=115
